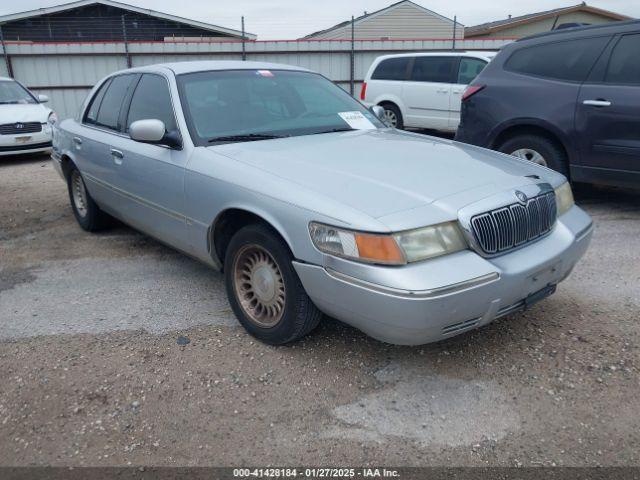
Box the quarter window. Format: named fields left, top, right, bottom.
left=505, top=36, right=610, bottom=82
left=457, top=58, right=487, bottom=85
left=126, top=74, right=177, bottom=132
left=371, top=57, right=410, bottom=81
left=94, top=74, right=137, bottom=131
left=605, top=34, right=640, bottom=85
left=410, top=56, right=455, bottom=83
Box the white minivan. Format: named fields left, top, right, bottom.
left=361, top=52, right=495, bottom=132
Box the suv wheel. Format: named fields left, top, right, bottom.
left=67, top=165, right=110, bottom=231
left=224, top=223, right=322, bottom=345
left=381, top=103, right=403, bottom=129
left=498, top=134, right=569, bottom=176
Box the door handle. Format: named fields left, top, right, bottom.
left=110, top=148, right=124, bottom=164
left=72, top=136, right=82, bottom=146
left=583, top=99, right=611, bottom=107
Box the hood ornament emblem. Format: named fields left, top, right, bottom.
left=515, top=190, right=528, bottom=204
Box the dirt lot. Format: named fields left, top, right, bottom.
left=0, top=154, right=639, bottom=467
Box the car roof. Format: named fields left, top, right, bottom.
left=518, top=18, right=640, bottom=43
left=372, top=51, right=495, bottom=64
left=112, top=60, right=312, bottom=77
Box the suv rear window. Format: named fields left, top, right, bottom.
left=505, top=36, right=610, bottom=82
left=371, top=57, right=410, bottom=81
left=605, top=34, right=640, bottom=85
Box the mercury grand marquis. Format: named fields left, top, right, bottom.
left=51, top=61, right=593, bottom=345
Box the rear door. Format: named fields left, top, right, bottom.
left=108, top=72, right=190, bottom=250
left=576, top=33, right=640, bottom=184
left=450, top=57, right=488, bottom=130
left=366, top=56, right=410, bottom=106
left=403, top=56, right=456, bottom=130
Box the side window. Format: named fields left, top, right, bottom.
left=605, top=34, right=640, bottom=85
left=457, top=58, right=488, bottom=85
left=95, top=75, right=137, bottom=131
left=505, top=36, right=610, bottom=82
left=371, top=58, right=410, bottom=81
left=84, top=78, right=111, bottom=125
left=410, top=56, right=455, bottom=83
left=126, top=74, right=177, bottom=132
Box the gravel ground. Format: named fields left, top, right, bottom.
left=0, top=154, right=639, bottom=467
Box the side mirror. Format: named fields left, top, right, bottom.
left=370, top=105, right=385, bottom=122
left=38, top=94, right=49, bottom=103
left=129, top=119, right=181, bottom=148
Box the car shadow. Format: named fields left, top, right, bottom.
left=0, top=153, right=51, bottom=167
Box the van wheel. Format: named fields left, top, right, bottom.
left=381, top=103, right=403, bottom=129
left=67, top=165, right=110, bottom=231
left=224, top=223, right=322, bottom=345
left=498, top=134, right=569, bottom=176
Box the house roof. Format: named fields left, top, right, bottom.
left=0, top=0, right=257, bottom=40
left=465, top=2, right=631, bottom=37
left=302, top=0, right=462, bottom=39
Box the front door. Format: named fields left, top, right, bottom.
left=575, top=33, right=640, bottom=185
left=403, top=56, right=456, bottom=131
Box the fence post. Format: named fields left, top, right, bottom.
left=241, top=16, right=246, bottom=61
left=350, top=15, right=355, bottom=96
left=0, top=25, right=13, bottom=78
left=121, top=14, right=132, bottom=68
left=452, top=15, right=457, bottom=51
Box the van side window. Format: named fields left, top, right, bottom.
left=84, top=78, right=111, bottom=125
left=505, top=36, right=610, bottom=82
left=410, top=57, right=455, bottom=83
left=126, top=74, right=177, bottom=132
left=605, top=34, right=640, bottom=85
left=371, top=58, right=410, bottom=81
left=94, top=75, right=137, bottom=131
left=457, top=58, right=488, bottom=85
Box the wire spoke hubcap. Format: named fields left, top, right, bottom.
left=511, top=148, right=548, bottom=167
left=71, top=170, right=88, bottom=218
left=233, top=245, right=286, bottom=328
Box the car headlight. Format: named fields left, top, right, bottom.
left=554, top=181, right=574, bottom=216
left=309, top=221, right=467, bottom=265
left=47, top=111, right=58, bottom=125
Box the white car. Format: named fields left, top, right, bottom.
left=361, top=52, right=495, bottom=132
left=0, top=77, right=56, bottom=156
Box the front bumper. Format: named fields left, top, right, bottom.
left=0, top=128, right=52, bottom=156
left=294, top=205, right=593, bottom=345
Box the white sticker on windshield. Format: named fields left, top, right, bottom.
left=337, top=111, right=376, bottom=130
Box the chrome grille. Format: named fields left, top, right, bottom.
left=471, top=191, right=557, bottom=255
left=0, top=122, right=42, bottom=135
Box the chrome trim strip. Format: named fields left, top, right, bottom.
left=324, top=268, right=500, bottom=299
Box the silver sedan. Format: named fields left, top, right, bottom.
left=52, top=61, right=593, bottom=345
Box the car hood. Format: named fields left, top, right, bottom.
left=0, top=103, right=50, bottom=123
left=210, top=129, right=563, bottom=223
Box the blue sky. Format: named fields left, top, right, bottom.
left=0, top=0, right=637, bottom=39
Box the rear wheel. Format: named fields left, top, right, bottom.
left=67, top=165, right=110, bottom=231
left=224, top=223, right=322, bottom=345
left=380, top=103, right=403, bottom=129
left=498, top=134, right=569, bottom=176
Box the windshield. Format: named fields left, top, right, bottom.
left=0, top=80, right=37, bottom=105
left=177, top=69, right=384, bottom=145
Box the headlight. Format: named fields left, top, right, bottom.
left=309, top=221, right=467, bottom=265
left=48, top=111, right=58, bottom=125
left=554, top=181, right=574, bottom=216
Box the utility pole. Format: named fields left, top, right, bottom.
left=121, top=14, right=132, bottom=68
left=452, top=15, right=457, bottom=51
left=350, top=15, right=355, bottom=96
left=241, top=16, right=246, bottom=61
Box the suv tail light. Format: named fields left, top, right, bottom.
left=461, top=85, right=485, bottom=102
left=360, top=82, right=367, bottom=101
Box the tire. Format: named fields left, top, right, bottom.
left=498, top=134, right=569, bottom=177
left=66, top=164, right=110, bottom=232
left=381, top=103, right=404, bottom=129
left=224, top=223, right=322, bottom=345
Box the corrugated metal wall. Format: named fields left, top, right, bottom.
left=0, top=38, right=512, bottom=119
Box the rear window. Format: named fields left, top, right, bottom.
left=410, top=56, right=455, bottom=83
left=371, top=57, right=410, bottom=81
left=605, top=34, right=640, bottom=85
left=505, top=36, right=610, bottom=82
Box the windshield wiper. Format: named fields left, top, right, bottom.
left=309, top=127, right=357, bottom=135
left=208, top=133, right=287, bottom=143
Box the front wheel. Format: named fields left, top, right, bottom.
left=224, top=224, right=322, bottom=345
left=498, top=134, right=569, bottom=176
